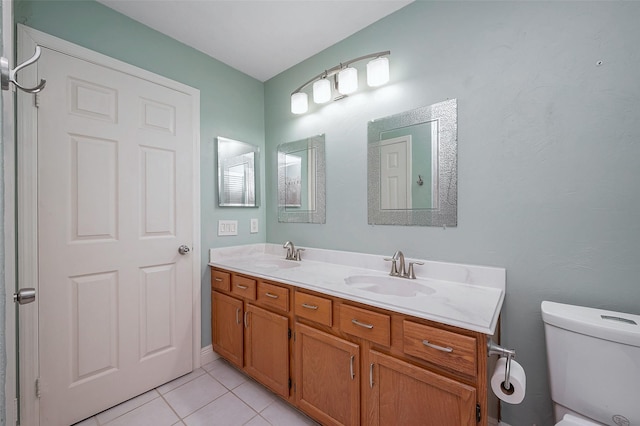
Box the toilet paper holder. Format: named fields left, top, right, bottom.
left=487, top=338, right=516, bottom=391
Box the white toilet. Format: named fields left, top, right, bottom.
left=541, top=301, right=640, bottom=426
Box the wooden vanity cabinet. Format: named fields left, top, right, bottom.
left=295, top=323, right=360, bottom=426
left=211, top=291, right=243, bottom=368
left=211, top=267, right=494, bottom=426
left=211, top=270, right=291, bottom=399
left=366, top=350, right=476, bottom=426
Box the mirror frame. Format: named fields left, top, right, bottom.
left=367, top=98, right=457, bottom=227
left=277, top=134, right=326, bottom=224
left=217, top=136, right=260, bottom=207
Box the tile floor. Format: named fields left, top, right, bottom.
left=73, top=355, right=319, bottom=426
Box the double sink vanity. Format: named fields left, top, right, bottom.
left=209, top=243, right=505, bottom=425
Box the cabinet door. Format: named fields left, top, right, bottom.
left=367, top=350, right=476, bottom=426
left=295, top=323, right=360, bottom=426
left=211, top=291, right=244, bottom=368
left=244, top=304, right=290, bottom=398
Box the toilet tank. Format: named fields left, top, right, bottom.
left=541, top=301, right=640, bottom=426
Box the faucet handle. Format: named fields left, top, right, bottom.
left=384, top=257, right=399, bottom=276
left=295, top=248, right=305, bottom=261
left=407, top=261, right=424, bottom=279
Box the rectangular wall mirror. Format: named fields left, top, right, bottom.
left=217, top=136, right=260, bottom=207
left=367, top=99, right=457, bottom=226
left=277, top=134, right=325, bottom=223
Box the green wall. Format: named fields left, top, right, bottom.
left=264, top=2, right=640, bottom=425
left=15, top=0, right=267, bottom=349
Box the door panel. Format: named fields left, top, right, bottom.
left=36, top=47, right=195, bottom=425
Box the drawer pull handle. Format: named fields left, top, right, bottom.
left=235, top=308, right=241, bottom=325
left=236, top=284, right=248, bottom=290
left=265, top=292, right=279, bottom=299
left=422, top=340, right=453, bottom=353
left=302, top=303, right=319, bottom=310
left=352, top=319, right=374, bottom=329
left=214, top=278, right=223, bottom=282
left=369, top=363, right=375, bottom=388
left=350, top=355, right=355, bottom=380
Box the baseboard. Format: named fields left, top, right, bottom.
left=200, top=344, right=219, bottom=366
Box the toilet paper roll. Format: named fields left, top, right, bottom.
left=491, top=357, right=526, bottom=404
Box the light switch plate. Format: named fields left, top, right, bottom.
left=250, top=218, right=259, bottom=233
left=218, top=220, right=238, bottom=236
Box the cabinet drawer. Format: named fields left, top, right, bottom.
left=403, top=320, right=477, bottom=376
left=231, top=275, right=257, bottom=300
left=339, top=305, right=390, bottom=347
left=294, top=291, right=332, bottom=326
left=211, top=269, right=230, bottom=291
left=257, top=281, right=289, bottom=313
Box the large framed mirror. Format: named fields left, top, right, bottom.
left=217, top=136, right=260, bottom=207
left=367, top=99, right=457, bottom=226
left=277, top=134, right=326, bottom=223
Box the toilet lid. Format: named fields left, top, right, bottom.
left=556, top=414, right=601, bottom=426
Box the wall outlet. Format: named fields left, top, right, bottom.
left=250, top=218, right=259, bottom=233
left=218, top=220, right=238, bottom=236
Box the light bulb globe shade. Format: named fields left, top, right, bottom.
left=291, top=92, right=308, bottom=114
left=338, top=67, right=358, bottom=95
left=313, top=78, right=332, bottom=104
left=367, top=57, right=390, bottom=87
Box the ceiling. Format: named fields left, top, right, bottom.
left=97, top=0, right=413, bottom=82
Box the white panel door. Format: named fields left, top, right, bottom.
left=37, top=47, right=194, bottom=425
left=380, top=136, right=412, bottom=210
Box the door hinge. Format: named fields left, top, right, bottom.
left=476, top=404, right=481, bottom=422
left=34, top=94, right=39, bottom=108
left=288, top=378, right=292, bottom=389
left=288, top=328, right=292, bottom=339
left=35, top=378, right=41, bottom=399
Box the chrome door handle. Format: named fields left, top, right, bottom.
left=351, top=319, right=374, bottom=329
left=369, top=363, right=375, bottom=388
left=350, top=355, right=355, bottom=380
left=14, top=288, right=36, bottom=305
left=422, top=340, right=453, bottom=353
left=178, top=245, right=191, bottom=255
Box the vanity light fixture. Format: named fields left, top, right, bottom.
left=290, top=50, right=390, bottom=115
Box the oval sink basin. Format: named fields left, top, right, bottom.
left=344, top=275, right=435, bottom=297
left=253, top=259, right=301, bottom=270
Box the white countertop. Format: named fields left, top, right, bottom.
left=209, top=244, right=506, bottom=335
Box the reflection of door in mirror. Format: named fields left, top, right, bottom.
left=380, top=136, right=412, bottom=210
left=380, top=121, right=438, bottom=209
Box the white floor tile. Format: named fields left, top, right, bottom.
left=103, top=397, right=179, bottom=426
left=260, top=399, right=319, bottom=426
left=157, top=368, right=207, bottom=394
left=243, top=415, right=271, bottom=426
left=205, top=359, right=248, bottom=390
left=163, top=373, right=228, bottom=418
left=183, top=392, right=256, bottom=426
left=72, top=417, right=99, bottom=426
left=232, top=379, right=276, bottom=413
left=96, top=389, right=160, bottom=424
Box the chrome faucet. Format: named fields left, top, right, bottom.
left=392, top=250, right=406, bottom=277
left=384, top=250, right=424, bottom=279
left=283, top=241, right=297, bottom=260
